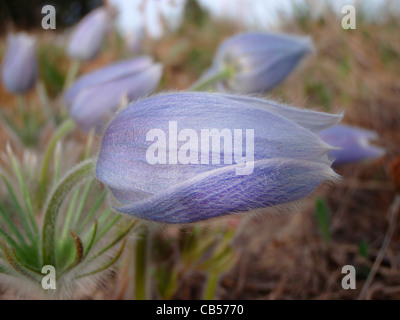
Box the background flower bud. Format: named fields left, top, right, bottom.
left=65, top=56, right=163, bottom=131
left=209, top=32, right=313, bottom=94
left=67, top=7, right=111, bottom=61
left=319, top=124, right=385, bottom=165
left=1, top=33, right=38, bottom=94
left=96, top=92, right=341, bottom=224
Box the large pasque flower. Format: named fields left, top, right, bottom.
left=64, top=56, right=163, bottom=131
left=202, top=32, right=313, bottom=94
left=1, top=33, right=38, bottom=94
left=96, top=92, right=341, bottom=224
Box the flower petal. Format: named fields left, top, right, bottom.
left=113, top=158, right=337, bottom=223
left=219, top=94, right=342, bottom=133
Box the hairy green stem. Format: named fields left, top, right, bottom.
left=42, top=160, right=94, bottom=268
left=63, top=60, right=81, bottom=92
left=36, top=82, right=52, bottom=120
left=203, top=271, right=220, bottom=300
left=39, top=118, right=76, bottom=204
left=135, top=225, right=151, bottom=300
left=16, top=95, right=27, bottom=123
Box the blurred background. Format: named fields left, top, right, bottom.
left=0, top=0, right=399, bottom=299
left=1, top=0, right=399, bottom=33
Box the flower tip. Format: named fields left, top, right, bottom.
left=150, top=63, right=164, bottom=78
left=360, top=138, right=386, bottom=159
left=332, top=111, right=344, bottom=126
left=303, top=36, right=315, bottom=55
left=5, top=141, right=13, bottom=156
left=372, top=145, right=386, bottom=158
left=326, top=166, right=342, bottom=185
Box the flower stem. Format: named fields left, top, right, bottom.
left=134, top=225, right=152, bottom=300
left=190, top=67, right=234, bottom=91
left=36, top=81, right=52, bottom=120
left=17, top=94, right=27, bottom=119
left=203, top=271, right=220, bottom=300
left=38, top=118, right=76, bottom=205
left=17, top=94, right=29, bottom=139
left=63, top=60, right=81, bottom=92
left=42, top=160, right=95, bottom=268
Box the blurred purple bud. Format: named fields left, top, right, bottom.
left=210, top=32, right=313, bottom=94
left=319, top=125, right=385, bottom=166
left=1, top=33, right=38, bottom=94
left=64, top=56, right=163, bottom=131
left=96, top=92, right=340, bottom=224
left=67, top=7, right=111, bottom=61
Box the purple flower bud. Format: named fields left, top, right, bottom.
left=96, top=92, right=341, bottom=224
left=65, top=56, right=163, bottom=131
left=67, top=7, right=111, bottom=61
left=209, top=32, right=313, bottom=94
left=1, top=33, right=38, bottom=94
left=319, top=125, right=385, bottom=165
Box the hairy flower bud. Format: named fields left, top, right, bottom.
left=96, top=92, right=341, bottom=224
left=207, top=32, right=313, bottom=94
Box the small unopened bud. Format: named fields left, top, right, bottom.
left=67, top=7, right=112, bottom=61
left=1, top=33, right=38, bottom=94
left=208, top=32, right=313, bottom=94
